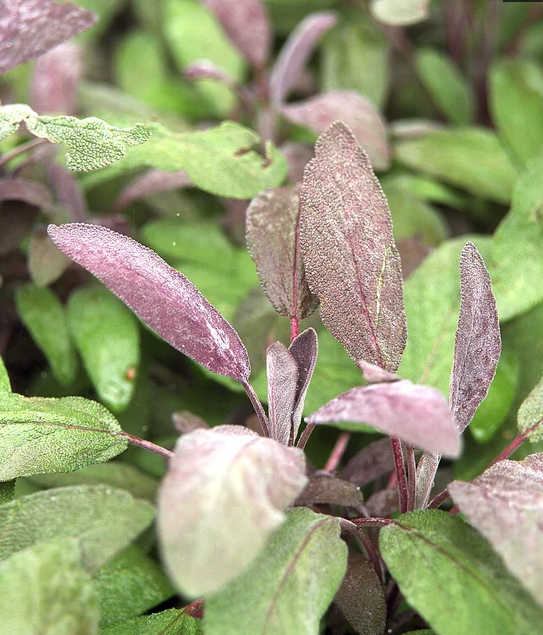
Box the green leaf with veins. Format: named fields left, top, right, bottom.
left=102, top=609, right=202, bottom=635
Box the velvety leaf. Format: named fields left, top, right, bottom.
left=518, top=373, right=543, bottom=442
left=414, top=451, right=440, bottom=510
left=0, top=485, right=154, bottom=573
left=204, top=507, right=347, bottom=635
left=48, top=224, right=251, bottom=383
left=0, top=540, right=99, bottom=635
left=395, top=128, right=519, bottom=204
left=48, top=163, right=87, bottom=222
left=283, top=91, right=391, bottom=171
left=0, top=393, right=127, bottom=481
left=491, top=154, right=543, bottom=321
left=308, top=381, right=461, bottom=457
left=0, top=354, right=10, bottom=393
left=114, top=170, right=191, bottom=213
left=31, top=42, right=82, bottom=115
left=289, top=327, right=318, bottom=440
left=380, top=510, right=543, bottom=635
left=246, top=186, right=318, bottom=320
left=28, top=227, right=71, bottom=287
left=0, top=0, right=97, bottom=74
left=202, top=0, right=271, bottom=69
left=334, top=551, right=386, bottom=635
left=295, top=473, right=363, bottom=507
left=0, top=177, right=52, bottom=208
left=449, top=242, right=501, bottom=432
left=300, top=122, right=406, bottom=371
left=267, top=342, right=299, bottom=445
left=415, top=49, right=474, bottom=125
left=270, top=11, right=337, bottom=106
left=101, top=610, right=201, bottom=635
left=358, top=360, right=399, bottom=384
left=449, top=455, right=543, bottom=609
left=158, top=426, right=307, bottom=597
left=95, top=546, right=175, bottom=627
left=16, top=284, right=77, bottom=386
left=370, top=0, right=430, bottom=26
left=490, top=59, right=543, bottom=167
left=67, top=286, right=140, bottom=412
left=341, top=438, right=394, bottom=486
left=0, top=480, right=15, bottom=505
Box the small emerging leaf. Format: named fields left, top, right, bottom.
left=295, top=473, right=363, bottom=507
left=289, top=328, right=318, bottom=440
left=267, top=342, right=299, bottom=445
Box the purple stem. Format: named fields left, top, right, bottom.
left=340, top=518, right=385, bottom=583
left=391, top=437, right=408, bottom=514
left=324, top=432, right=350, bottom=473
left=406, top=445, right=417, bottom=512
left=296, top=421, right=316, bottom=450
left=242, top=380, right=270, bottom=437
left=122, top=433, right=174, bottom=460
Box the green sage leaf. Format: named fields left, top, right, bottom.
left=101, top=609, right=201, bottom=635
left=0, top=354, right=11, bottom=393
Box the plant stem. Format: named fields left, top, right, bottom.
left=296, top=421, right=315, bottom=450
left=121, top=433, right=174, bottom=460
left=350, top=517, right=392, bottom=528
left=324, top=432, right=350, bottom=472
left=290, top=317, right=299, bottom=341
left=406, top=445, right=416, bottom=512
left=0, top=138, right=48, bottom=169
left=391, top=437, right=408, bottom=514
left=340, top=519, right=384, bottom=583
left=242, top=380, right=270, bottom=437
left=183, top=598, right=204, bottom=617
left=428, top=488, right=450, bottom=509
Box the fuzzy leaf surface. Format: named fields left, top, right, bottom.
left=0, top=481, right=14, bottom=506
left=48, top=224, right=251, bottom=383
left=204, top=507, right=347, bottom=635
left=295, top=474, right=363, bottom=507
left=158, top=426, right=307, bottom=597
left=380, top=510, right=543, bottom=635
left=0, top=393, right=127, bottom=481
left=289, top=328, right=318, bottom=440
left=518, top=373, right=543, bottom=442
left=267, top=342, right=299, bottom=445
left=300, top=122, right=406, bottom=371
left=102, top=610, right=201, bottom=635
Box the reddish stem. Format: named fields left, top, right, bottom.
left=340, top=519, right=385, bottom=583
left=183, top=598, right=204, bottom=617
left=122, top=433, right=174, bottom=460
left=391, top=437, right=408, bottom=514
left=296, top=421, right=315, bottom=450
left=350, top=517, right=393, bottom=528
left=290, top=317, right=299, bottom=342
left=405, top=445, right=417, bottom=512
left=428, top=488, right=450, bottom=509
left=242, top=380, right=270, bottom=437
left=324, top=432, right=350, bottom=473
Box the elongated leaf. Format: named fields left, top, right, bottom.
left=114, top=170, right=191, bottom=213
left=246, top=186, right=317, bottom=320
left=300, top=122, right=406, bottom=371
left=380, top=510, right=543, bottom=635
left=0, top=485, right=154, bottom=572
left=295, top=474, right=363, bottom=507
left=102, top=610, right=201, bottom=635
left=16, top=284, right=77, bottom=386
left=0, top=393, right=127, bottom=481
left=28, top=228, right=71, bottom=287
left=308, top=381, right=460, bottom=457
left=0, top=354, right=10, bottom=393
left=283, top=91, right=390, bottom=170
left=158, top=426, right=307, bottom=597
left=289, top=327, right=318, bottom=440
left=68, top=286, right=140, bottom=412
left=0, top=540, right=99, bottom=635
left=48, top=224, right=251, bottom=383
left=267, top=342, right=298, bottom=445
left=270, top=12, right=337, bottom=106
left=0, top=0, right=97, bottom=74
left=204, top=507, right=347, bottom=635
left=0, top=178, right=52, bottom=208
left=414, top=451, right=440, bottom=509
left=450, top=455, right=543, bottom=609
left=518, top=372, right=543, bottom=441
left=370, top=0, right=430, bottom=26
left=341, top=438, right=394, bottom=486
left=450, top=242, right=501, bottom=432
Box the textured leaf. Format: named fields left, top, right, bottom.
left=16, top=284, right=77, bottom=386
left=114, top=170, right=191, bottom=213
left=267, top=342, right=298, bottom=445
left=380, top=510, right=543, bottom=635
left=68, top=286, right=140, bottom=413
left=289, top=327, right=318, bottom=440
left=270, top=11, right=337, bottom=106
left=358, top=360, right=399, bottom=383
left=202, top=0, right=271, bottom=68
left=300, top=122, right=406, bottom=371
left=28, top=228, right=72, bottom=287
left=283, top=91, right=390, bottom=171
left=449, top=242, right=501, bottom=432
left=246, top=186, right=318, bottom=320
left=370, top=0, right=430, bottom=26
left=334, top=551, right=386, bottom=635
left=204, top=507, right=347, bottom=635
left=158, top=426, right=307, bottom=597
left=48, top=224, right=251, bottom=383
left=491, top=154, right=543, bottom=321
left=395, top=128, right=519, bottom=204
left=450, top=455, right=543, bottom=609
left=295, top=474, right=363, bottom=507
left=102, top=610, right=201, bottom=635
left=0, top=393, right=127, bottom=481
left=341, top=438, right=394, bottom=486
left=0, top=481, right=15, bottom=506
left=0, top=0, right=97, bottom=74
left=0, top=354, right=10, bottom=393
left=518, top=374, right=543, bottom=442
left=0, top=540, right=99, bottom=635
left=0, top=485, right=154, bottom=573
left=0, top=178, right=52, bottom=208
left=308, top=381, right=460, bottom=456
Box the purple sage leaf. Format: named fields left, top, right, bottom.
left=158, top=426, right=307, bottom=597
left=365, top=486, right=399, bottom=518
left=307, top=381, right=461, bottom=457
left=340, top=438, right=395, bottom=486
left=266, top=342, right=299, bottom=446
left=47, top=223, right=251, bottom=383
left=0, top=179, right=52, bottom=209
left=48, top=164, right=87, bottom=222
left=289, top=327, right=318, bottom=441
left=113, top=170, right=191, bottom=214
left=414, top=451, right=440, bottom=509
left=357, top=360, right=400, bottom=384
left=295, top=473, right=363, bottom=507
left=449, top=242, right=501, bottom=432
left=282, top=91, right=391, bottom=171
left=449, top=454, right=543, bottom=608
left=269, top=12, right=337, bottom=106
left=246, top=186, right=318, bottom=321
left=300, top=122, right=407, bottom=372
left=0, top=0, right=97, bottom=74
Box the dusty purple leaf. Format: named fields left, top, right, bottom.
left=246, top=185, right=318, bottom=321
left=201, top=0, right=271, bottom=69
left=266, top=342, right=299, bottom=446
left=280, top=142, right=314, bottom=184
left=172, top=410, right=209, bottom=435
left=47, top=223, right=251, bottom=382
left=113, top=170, right=191, bottom=214
left=184, top=60, right=234, bottom=85
left=295, top=473, right=363, bottom=507
left=31, top=42, right=81, bottom=115
left=449, top=242, right=501, bottom=432
left=289, top=327, right=318, bottom=441
left=365, top=487, right=399, bottom=518
left=0, top=178, right=52, bottom=209
left=0, top=0, right=97, bottom=74
left=283, top=91, right=391, bottom=171
left=334, top=552, right=386, bottom=635
left=0, top=201, right=39, bottom=255
left=357, top=360, right=400, bottom=384
left=307, top=381, right=461, bottom=457
left=300, top=122, right=406, bottom=371
left=158, top=425, right=307, bottom=597
left=449, top=454, right=543, bottom=608
left=28, top=227, right=71, bottom=287
left=48, top=164, right=86, bottom=221
left=340, top=438, right=394, bottom=486
left=269, top=11, right=337, bottom=106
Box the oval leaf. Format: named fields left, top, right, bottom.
left=267, top=342, right=299, bottom=446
